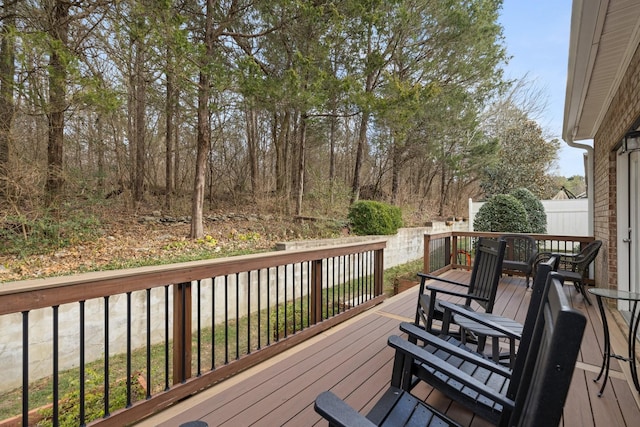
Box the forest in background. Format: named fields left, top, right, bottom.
left=0, top=0, right=581, bottom=243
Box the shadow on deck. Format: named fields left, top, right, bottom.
left=136, top=271, right=640, bottom=427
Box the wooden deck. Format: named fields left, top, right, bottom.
left=136, top=271, right=640, bottom=427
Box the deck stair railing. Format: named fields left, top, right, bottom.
left=0, top=240, right=385, bottom=426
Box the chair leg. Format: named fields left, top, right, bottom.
left=577, top=281, right=592, bottom=305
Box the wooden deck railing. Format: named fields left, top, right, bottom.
left=424, top=231, right=595, bottom=279
left=0, top=240, right=386, bottom=426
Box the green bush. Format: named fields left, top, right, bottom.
left=348, top=200, right=403, bottom=235
left=473, top=194, right=530, bottom=233
left=510, top=187, right=547, bottom=233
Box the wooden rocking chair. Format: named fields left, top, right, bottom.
left=415, top=237, right=506, bottom=334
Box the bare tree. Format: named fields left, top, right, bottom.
left=44, top=0, right=70, bottom=203
left=0, top=0, right=16, bottom=199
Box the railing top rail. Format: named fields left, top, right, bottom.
left=423, top=230, right=594, bottom=242
left=441, top=231, right=594, bottom=243
left=424, top=232, right=454, bottom=240
left=0, top=239, right=386, bottom=316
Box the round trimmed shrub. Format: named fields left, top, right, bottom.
left=348, top=200, right=403, bottom=235
left=473, top=194, right=530, bottom=233
left=510, top=187, right=547, bottom=233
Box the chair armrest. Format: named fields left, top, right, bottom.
left=418, top=272, right=470, bottom=289
left=426, top=286, right=490, bottom=303
left=315, top=391, right=376, bottom=427
left=388, top=335, right=516, bottom=409
left=438, top=301, right=522, bottom=340
left=399, top=322, right=511, bottom=376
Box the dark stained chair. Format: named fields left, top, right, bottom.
left=415, top=237, right=506, bottom=334
left=400, top=257, right=558, bottom=423
left=314, top=274, right=586, bottom=427
left=499, top=234, right=538, bottom=287
left=536, top=239, right=602, bottom=305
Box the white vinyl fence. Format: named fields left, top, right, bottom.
left=469, top=198, right=589, bottom=236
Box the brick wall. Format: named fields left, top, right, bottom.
left=593, top=42, right=640, bottom=290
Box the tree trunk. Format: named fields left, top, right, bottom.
left=329, top=104, right=336, bottom=204
left=133, top=27, right=146, bottom=203
left=438, top=161, right=447, bottom=216
left=274, top=110, right=290, bottom=196
left=351, top=110, right=369, bottom=204
left=165, top=46, right=176, bottom=210
left=96, top=116, right=104, bottom=190
left=45, top=0, right=70, bottom=203
left=0, top=1, right=15, bottom=199
left=190, top=0, right=214, bottom=239
left=191, top=68, right=209, bottom=238
left=295, top=114, right=307, bottom=216
left=246, top=106, right=258, bottom=196
left=391, top=135, right=401, bottom=204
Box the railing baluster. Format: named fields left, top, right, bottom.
left=22, top=311, right=28, bottom=427
left=275, top=266, right=280, bottom=341
left=197, top=280, right=202, bottom=376
left=126, top=292, right=132, bottom=406
left=257, top=269, right=261, bottom=350
left=224, top=275, right=229, bottom=364
left=103, top=297, right=110, bottom=416
left=212, top=277, right=216, bottom=370
left=267, top=267, right=271, bottom=345
left=53, top=305, right=59, bottom=426
left=164, top=285, right=170, bottom=391
left=235, top=272, right=240, bottom=360
left=307, top=261, right=311, bottom=324
left=284, top=265, right=288, bottom=338
left=79, top=301, right=85, bottom=426
left=146, top=289, right=151, bottom=396
left=292, top=263, right=296, bottom=333
left=342, top=254, right=347, bottom=313
left=247, top=270, right=251, bottom=354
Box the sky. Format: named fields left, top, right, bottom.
left=498, top=0, right=587, bottom=177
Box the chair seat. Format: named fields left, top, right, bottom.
left=315, top=387, right=463, bottom=427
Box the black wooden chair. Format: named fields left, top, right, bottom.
left=400, top=257, right=558, bottom=423
left=415, top=237, right=506, bottom=334
left=314, top=274, right=586, bottom=427
left=536, top=239, right=601, bottom=305
left=499, top=234, right=538, bottom=287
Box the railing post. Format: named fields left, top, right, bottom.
left=374, top=248, right=384, bottom=296
left=173, top=282, right=192, bottom=384
left=311, top=259, right=323, bottom=324
left=423, top=234, right=431, bottom=273
left=451, top=235, right=457, bottom=267
left=445, top=235, right=452, bottom=267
